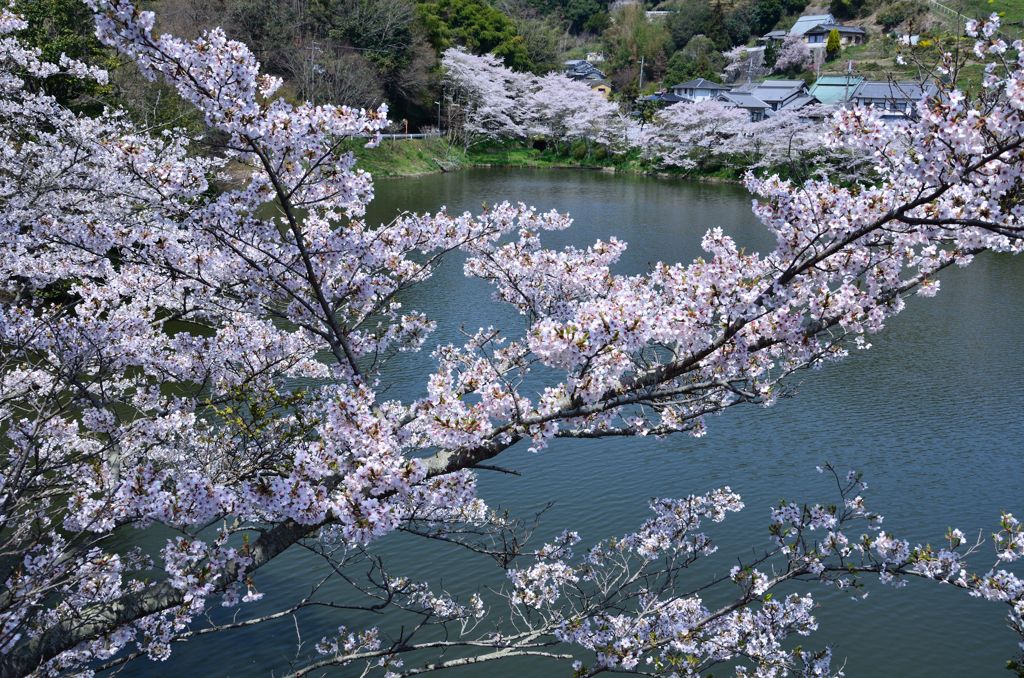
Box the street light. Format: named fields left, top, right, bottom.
left=433, top=100, right=441, bottom=134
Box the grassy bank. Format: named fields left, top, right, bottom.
left=346, top=137, right=467, bottom=177
left=353, top=137, right=737, bottom=180
left=350, top=137, right=795, bottom=184
left=465, top=141, right=647, bottom=173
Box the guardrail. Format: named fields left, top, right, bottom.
left=921, top=0, right=1020, bottom=40
left=925, top=0, right=965, bottom=23
left=379, top=132, right=443, bottom=140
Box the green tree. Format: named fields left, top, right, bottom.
left=604, top=4, right=671, bottom=97
left=307, top=0, right=435, bottom=120
left=663, top=34, right=725, bottom=85
left=417, top=0, right=533, bottom=70
left=311, top=0, right=419, bottom=73
left=583, top=11, right=610, bottom=34
left=13, top=0, right=114, bottom=106
left=565, top=0, right=606, bottom=34
left=829, top=0, right=866, bottom=20
left=826, top=27, right=841, bottom=59
left=228, top=0, right=308, bottom=75
left=763, top=37, right=780, bottom=70
left=877, top=1, right=924, bottom=29
left=749, top=0, right=784, bottom=35
left=515, top=16, right=562, bottom=73
left=723, top=5, right=754, bottom=47
left=667, top=0, right=729, bottom=50
left=666, top=1, right=712, bottom=51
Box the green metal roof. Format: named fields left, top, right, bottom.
left=809, top=75, right=864, bottom=104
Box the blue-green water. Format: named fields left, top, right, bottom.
left=127, top=169, right=1024, bottom=676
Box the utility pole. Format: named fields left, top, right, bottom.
left=434, top=100, right=441, bottom=133
left=638, top=55, right=644, bottom=91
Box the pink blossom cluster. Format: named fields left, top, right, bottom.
left=0, top=3, right=1023, bottom=674
left=774, top=34, right=813, bottom=74
left=442, top=48, right=629, bottom=147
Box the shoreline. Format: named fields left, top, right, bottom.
left=353, top=138, right=747, bottom=184
left=218, top=139, right=751, bottom=188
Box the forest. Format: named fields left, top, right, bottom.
left=16, top=0, right=978, bottom=129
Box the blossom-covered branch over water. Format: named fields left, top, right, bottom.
left=0, top=1, right=1023, bottom=675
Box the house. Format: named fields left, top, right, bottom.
left=564, top=60, right=606, bottom=81
left=639, top=92, right=691, bottom=106
left=742, top=79, right=810, bottom=111
left=589, top=80, right=613, bottom=98
left=809, top=75, right=864, bottom=104
left=847, top=80, right=938, bottom=119
left=804, top=23, right=867, bottom=47
left=759, top=14, right=866, bottom=48
left=759, top=29, right=788, bottom=43
left=717, top=91, right=771, bottom=121
left=669, top=78, right=731, bottom=102
left=789, top=14, right=836, bottom=36
left=780, top=94, right=821, bottom=112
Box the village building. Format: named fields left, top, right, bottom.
left=668, top=78, right=731, bottom=102
left=563, top=60, right=606, bottom=81
left=589, top=80, right=613, bottom=98
left=847, top=80, right=938, bottom=119
left=759, top=13, right=866, bottom=49
left=639, top=91, right=691, bottom=105
left=789, top=13, right=837, bottom=36
left=809, top=75, right=865, bottom=104
left=716, top=80, right=820, bottom=122
left=717, top=91, right=771, bottom=121
left=738, top=79, right=811, bottom=111
left=804, top=23, right=867, bottom=47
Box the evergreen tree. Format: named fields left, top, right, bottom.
left=826, top=27, right=841, bottom=59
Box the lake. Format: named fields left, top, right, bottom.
left=127, top=168, right=1024, bottom=677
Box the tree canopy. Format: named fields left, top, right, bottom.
left=417, top=0, right=533, bottom=70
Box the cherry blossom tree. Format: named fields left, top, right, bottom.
left=730, top=107, right=824, bottom=170
left=774, top=34, right=812, bottom=74
left=642, top=99, right=748, bottom=170
left=441, top=47, right=533, bottom=146
left=526, top=72, right=625, bottom=149
left=442, top=48, right=626, bottom=151
left=642, top=102, right=838, bottom=177
left=1, top=3, right=1024, bottom=677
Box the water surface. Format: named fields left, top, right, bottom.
left=134, top=168, right=1024, bottom=677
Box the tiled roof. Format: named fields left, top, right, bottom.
left=719, top=92, right=769, bottom=109
left=750, top=80, right=806, bottom=102
left=781, top=94, right=819, bottom=110
left=790, top=14, right=835, bottom=35
left=806, top=23, right=867, bottom=35
left=670, top=78, right=731, bottom=90
left=849, top=80, right=938, bottom=101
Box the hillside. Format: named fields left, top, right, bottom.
left=13, top=0, right=1020, bottom=133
